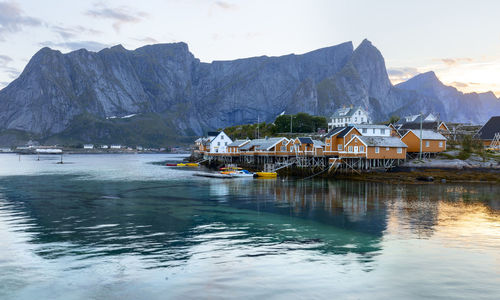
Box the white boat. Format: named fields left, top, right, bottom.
left=230, top=170, right=255, bottom=178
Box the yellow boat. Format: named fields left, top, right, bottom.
left=176, top=163, right=186, bottom=167
left=255, top=171, right=277, bottom=178
left=185, top=163, right=199, bottom=167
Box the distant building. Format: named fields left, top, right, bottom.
left=401, top=130, right=447, bottom=153
left=110, top=145, right=121, bottom=149
left=475, top=116, right=500, bottom=149
left=101, top=145, right=109, bottom=149
left=328, top=106, right=370, bottom=130
left=340, top=136, right=407, bottom=159
left=209, top=131, right=232, bottom=153
left=136, top=146, right=143, bottom=151
left=227, top=139, right=250, bottom=154
left=83, top=144, right=94, bottom=149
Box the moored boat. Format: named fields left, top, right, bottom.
left=255, top=171, right=277, bottom=178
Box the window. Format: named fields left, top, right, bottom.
left=354, top=117, right=357, bottom=122
left=361, top=117, right=364, bottom=122
left=439, top=141, right=443, bottom=147
left=372, top=129, right=376, bottom=134
left=358, top=111, right=361, bottom=115
left=386, top=147, right=389, bottom=151
left=348, top=146, right=353, bottom=152
left=338, top=144, right=342, bottom=151
left=360, top=146, right=364, bottom=152
left=425, top=141, right=430, bottom=147
left=217, top=142, right=220, bottom=146
left=375, top=147, right=380, bottom=153
left=221, top=135, right=224, bottom=140
left=281, top=146, right=286, bottom=152
left=397, top=147, right=402, bottom=154
left=381, top=129, right=385, bottom=134
left=225, top=142, right=228, bottom=146
left=351, top=134, right=355, bottom=140
left=362, top=128, right=367, bottom=133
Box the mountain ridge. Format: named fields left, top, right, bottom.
left=0, top=40, right=498, bottom=146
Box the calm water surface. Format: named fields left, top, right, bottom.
left=0, top=154, right=498, bottom=299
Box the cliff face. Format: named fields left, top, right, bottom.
left=0, top=39, right=498, bottom=145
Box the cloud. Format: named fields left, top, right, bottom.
left=0, top=54, right=13, bottom=66
left=40, top=40, right=110, bottom=52
left=0, top=2, right=42, bottom=40
left=451, top=81, right=468, bottom=88
left=215, top=1, right=238, bottom=10
left=86, top=3, right=148, bottom=32
left=438, top=57, right=473, bottom=66
left=51, top=25, right=102, bottom=39
left=0, top=53, right=19, bottom=79
left=387, top=67, right=419, bottom=83
left=135, top=36, right=159, bottom=44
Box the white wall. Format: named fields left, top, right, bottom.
left=209, top=132, right=233, bottom=153
left=357, top=126, right=391, bottom=136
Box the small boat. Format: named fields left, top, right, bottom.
left=193, top=172, right=232, bottom=178
left=255, top=171, right=277, bottom=178
left=176, top=163, right=186, bottom=167
left=230, top=170, right=255, bottom=178
left=185, top=163, right=199, bottom=167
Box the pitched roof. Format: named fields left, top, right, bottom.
left=227, top=139, right=250, bottom=147
left=354, top=124, right=390, bottom=130
left=476, top=116, right=500, bottom=140
left=207, top=131, right=220, bottom=137
left=405, top=130, right=446, bottom=140
left=399, top=121, right=442, bottom=131
left=297, top=137, right=314, bottom=144
left=240, top=137, right=287, bottom=151
left=337, top=126, right=356, bottom=138
left=313, top=140, right=325, bottom=148
left=358, top=136, right=407, bottom=148
left=325, top=127, right=348, bottom=138
left=331, top=106, right=365, bottom=118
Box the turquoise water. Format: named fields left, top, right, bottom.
left=0, top=154, right=498, bottom=299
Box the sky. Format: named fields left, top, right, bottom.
left=0, top=0, right=499, bottom=96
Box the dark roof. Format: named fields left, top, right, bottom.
left=337, top=126, right=355, bottom=138
left=476, top=116, right=500, bottom=140
left=207, top=131, right=220, bottom=137
left=325, top=127, right=346, bottom=138
left=399, top=122, right=440, bottom=131
left=325, top=126, right=354, bottom=138
left=298, top=137, right=314, bottom=144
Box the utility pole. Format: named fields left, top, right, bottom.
left=257, top=115, right=260, bottom=139
left=419, top=112, right=423, bottom=160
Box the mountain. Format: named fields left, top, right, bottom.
left=0, top=39, right=498, bottom=146
left=395, top=71, right=500, bottom=123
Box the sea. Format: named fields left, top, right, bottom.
left=0, top=153, right=498, bottom=299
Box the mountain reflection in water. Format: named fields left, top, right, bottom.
left=0, top=154, right=498, bottom=299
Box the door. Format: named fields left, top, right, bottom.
left=354, top=146, right=358, bottom=153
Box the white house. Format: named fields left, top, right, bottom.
left=209, top=131, right=233, bottom=153
left=83, top=144, right=94, bottom=149
left=354, top=125, right=391, bottom=137
left=110, top=145, right=122, bottom=149
left=328, top=106, right=370, bottom=130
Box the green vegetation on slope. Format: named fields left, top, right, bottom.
left=221, top=113, right=328, bottom=139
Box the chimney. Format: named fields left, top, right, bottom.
left=350, top=104, right=353, bottom=109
